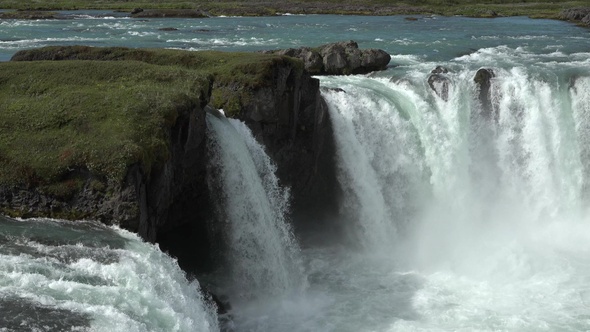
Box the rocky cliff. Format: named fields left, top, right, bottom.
left=3, top=43, right=389, bottom=273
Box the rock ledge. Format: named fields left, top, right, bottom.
left=264, top=40, right=391, bottom=75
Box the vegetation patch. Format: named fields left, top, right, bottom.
left=12, top=46, right=305, bottom=117
left=2, top=47, right=304, bottom=189
left=0, top=60, right=208, bottom=187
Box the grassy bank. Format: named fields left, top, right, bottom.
left=0, top=47, right=300, bottom=189
left=0, top=0, right=589, bottom=19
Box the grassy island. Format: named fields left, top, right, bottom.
left=0, top=47, right=300, bottom=193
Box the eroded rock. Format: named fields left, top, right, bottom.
left=474, top=68, right=495, bottom=120
left=428, top=66, right=451, bottom=101
left=264, top=40, right=391, bottom=75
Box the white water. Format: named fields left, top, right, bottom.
left=316, top=60, right=590, bottom=330
left=205, top=113, right=306, bottom=300
left=0, top=217, right=218, bottom=332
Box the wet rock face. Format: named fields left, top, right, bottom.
left=264, top=40, right=391, bottom=75
left=427, top=66, right=451, bottom=101
left=230, top=61, right=339, bottom=223
left=474, top=68, right=496, bottom=120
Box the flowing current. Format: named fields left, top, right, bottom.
left=2, top=12, right=590, bottom=331
left=318, top=52, right=590, bottom=330
left=0, top=216, right=218, bottom=332
left=205, top=113, right=306, bottom=300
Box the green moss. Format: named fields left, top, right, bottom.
left=12, top=45, right=305, bottom=119
left=0, top=59, right=208, bottom=186
left=2, top=47, right=305, bottom=188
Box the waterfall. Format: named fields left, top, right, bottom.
left=321, top=66, right=590, bottom=266
left=206, top=112, right=305, bottom=298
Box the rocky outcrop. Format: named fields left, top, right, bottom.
left=0, top=90, right=214, bottom=271
left=217, top=55, right=340, bottom=225
left=474, top=68, right=495, bottom=120
left=263, top=40, right=391, bottom=75
left=560, top=8, right=590, bottom=26
left=428, top=66, right=451, bottom=101
left=5, top=46, right=338, bottom=273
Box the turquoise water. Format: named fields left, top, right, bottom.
left=1, top=12, right=588, bottom=62
left=2, top=12, right=590, bottom=332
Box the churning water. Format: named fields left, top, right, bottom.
left=0, top=216, right=218, bottom=332
left=1, top=11, right=590, bottom=332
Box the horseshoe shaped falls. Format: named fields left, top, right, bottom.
left=1, top=13, right=590, bottom=331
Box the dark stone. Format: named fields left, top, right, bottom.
left=474, top=68, right=495, bottom=120
left=405, top=17, right=418, bottom=21
left=428, top=74, right=450, bottom=101
left=264, top=40, right=391, bottom=75
left=431, top=66, right=449, bottom=74
left=321, top=87, right=346, bottom=93
left=159, top=27, right=179, bottom=31
left=560, top=8, right=590, bottom=21
left=131, top=8, right=144, bottom=15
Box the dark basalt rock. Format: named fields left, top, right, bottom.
left=560, top=8, right=590, bottom=26
left=431, top=66, right=449, bottom=74
left=159, top=27, right=179, bottom=31
left=264, top=40, right=391, bottom=75
left=228, top=60, right=340, bottom=226
left=474, top=68, right=495, bottom=120
left=321, top=87, right=346, bottom=93
left=427, top=67, right=451, bottom=101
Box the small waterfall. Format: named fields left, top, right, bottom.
left=206, top=112, right=305, bottom=297
left=321, top=80, right=430, bottom=251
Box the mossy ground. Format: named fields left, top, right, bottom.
left=0, top=60, right=206, bottom=187
left=0, top=47, right=302, bottom=189
left=0, top=0, right=589, bottom=19
left=12, top=46, right=304, bottom=115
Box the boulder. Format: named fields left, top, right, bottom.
left=474, top=68, right=495, bottom=120
left=560, top=8, right=590, bottom=21
left=264, top=40, right=391, bottom=75
left=427, top=66, right=451, bottom=101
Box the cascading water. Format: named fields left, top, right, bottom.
left=205, top=112, right=305, bottom=300
left=0, top=216, right=218, bottom=332
left=319, top=50, right=590, bottom=330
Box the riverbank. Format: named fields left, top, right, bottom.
left=1, top=0, right=589, bottom=20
